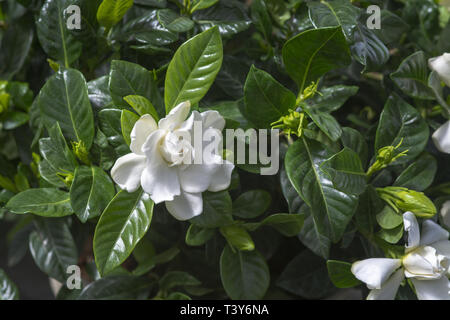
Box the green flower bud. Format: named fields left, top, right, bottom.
left=377, top=186, right=436, bottom=218
left=271, top=110, right=307, bottom=138
left=71, top=141, right=90, bottom=165
left=367, top=139, right=408, bottom=178
left=220, top=224, right=255, bottom=252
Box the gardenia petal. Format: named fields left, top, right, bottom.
left=111, top=153, right=146, bottom=192
left=403, top=246, right=446, bottom=280
left=411, top=277, right=450, bottom=300
left=141, top=130, right=180, bottom=203
left=208, top=160, right=234, bottom=192
left=432, top=120, right=450, bottom=154
left=404, top=212, right=420, bottom=252
left=351, top=258, right=402, bottom=289
left=440, top=200, right=450, bottom=229
left=178, top=161, right=221, bottom=193
left=429, top=53, right=450, bottom=87
left=367, top=269, right=404, bottom=300
left=420, top=219, right=449, bottom=247
left=200, top=110, right=226, bottom=131
left=159, top=101, right=191, bottom=131
left=165, top=191, right=203, bottom=221
left=431, top=240, right=450, bottom=275
left=130, top=114, right=158, bottom=155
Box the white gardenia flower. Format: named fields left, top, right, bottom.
left=351, top=212, right=450, bottom=300
left=111, top=101, right=234, bottom=221
left=440, top=200, right=450, bottom=229
left=429, top=53, right=450, bottom=87
left=432, top=120, right=450, bottom=154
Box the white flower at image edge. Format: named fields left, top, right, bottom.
left=351, top=212, right=450, bottom=300
left=429, top=53, right=450, bottom=87
left=110, top=101, right=234, bottom=221
left=432, top=120, right=450, bottom=154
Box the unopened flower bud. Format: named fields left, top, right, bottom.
left=377, top=187, right=436, bottom=218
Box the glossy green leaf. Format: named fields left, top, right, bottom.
left=232, top=189, right=271, bottom=219
left=97, top=0, right=134, bottom=30
left=282, top=26, right=351, bottom=92
left=165, top=26, right=223, bottom=112
left=190, top=0, right=219, bottom=13
left=124, top=95, right=159, bottom=120
left=302, top=104, right=342, bottom=141
left=377, top=224, right=404, bottom=244
left=29, top=219, right=78, bottom=282
left=2, top=111, right=29, bottom=130
left=375, top=94, right=429, bottom=164
left=326, top=260, right=361, bottom=288
left=157, top=9, right=194, bottom=32
left=94, top=189, right=154, bottom=276
left=280, top=166, right=304, bottom=214
left=391, top=51, right=435, bottom=100
left=285, top=138, right=358, bottom=243
left=245, top=214, right=304, bottom=237
left=394, top=153, right=437, bottom=191
left=109, top=60, right=159, bottom=110
left=98, top=109, right=129, bottom=157
left=298, top=203, right=332, bottom=259
left=307, top=0, right=361, bottom=40
left=0, top=17, right=33, bottom=80
left=192, top=1, right=251, bottom=38
left=38, top=68, right=95, bottom=148
left=376, top=205, right=403, bottom=230
left=251, top=0, right=272, bottom=40
left=159, top=271, right=201, bottom=291
left=78, top=275, right=154, bottom=300
left=220, top=224, right=255, bottom=251
left=244, top=65, right=296, bottom=128
left=70, top=166, right=116, bottom=223
left=340, top=127, right=368, bottom=167
left=354, top=186, right=383, bottom=236
left=220, top=245, right=269, bottom=300
left=121, top=110, right=139, bottom=146
left=305, top=85, right=358, bottom=113
left=36, top=0, right=82, bottom=67
left=0, top=269, right=19, bottom=300
left=351, top=23, right=389, bottom=72
left=6, top=188, right=72, bottom=217
left=185, top=224, right=215, bottom=246
left=39, top=122, right=78, bottom=174
left=190, top=191, right=233, bottom=228
left=320, top=147, right=367, bottom=195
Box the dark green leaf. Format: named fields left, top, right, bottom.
left=391, top=51, right=435, bottom=100
left=29, top=219, right=78, bottom=282
left=282, top=26, right=351, bottom=92
left=165, top=26, right=223, bottom=112
left=70, top=166, right=116, bottom=223
left=6, top=188, right=72, bottom=217
left=326, top=260, right=361, bottom=288
left=232, top=189, right=271, bottom=219
left=285, top=138, right=358, bottom=242
left=121, top=110, right=139, bottom=146
left=38, top=68, right=95, bottom=148
left=94, top=190, right=154, bottom=276
left=244, top=65, right=296, bottom=128
left=220, top=245, right=269, bottom=300
left=78, top=275, right=154, bottom=300
left=190, top=191, right=233, bottom=228
left=0, top=269, right=19, bottom=300
left=375, top=94, right=429, bottom=164
left=36, top=0, right=82, bottom=67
